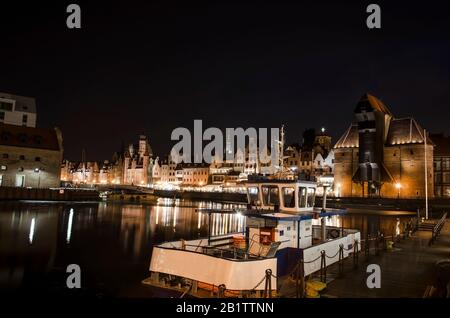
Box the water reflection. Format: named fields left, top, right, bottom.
left=0, top=200, right=245, bottom=295
left=0, top=200, right=413, bottom=296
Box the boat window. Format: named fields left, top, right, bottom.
left=262, top=186, right=279, bottom=206
left=247, top=187, right=259, bottom=205
left=282, top=187, right=295, bottom=208
left=307, top=187, right=316, bottom=207
left=298, top=187, right=307, bottom=207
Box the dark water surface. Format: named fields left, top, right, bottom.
left=0, top=199, right=415, bottom=297
left=0, top=199, right=245, bottom=297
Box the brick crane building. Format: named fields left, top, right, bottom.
left=334, top=94, right=434, bottom=199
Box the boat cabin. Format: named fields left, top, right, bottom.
left=246, top=180, right=317, bottom=213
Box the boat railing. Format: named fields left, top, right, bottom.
left=156, top=234, right=283, bottom=261
left=149, top=243, right=278, bottom=291
left=311, top=225, right=358, bottom=242
left=302, top=230, right=361, bottom=276
left=429, top=212, right=447, bottom=245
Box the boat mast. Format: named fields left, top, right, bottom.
left=279, top=124, right=285, bottom=175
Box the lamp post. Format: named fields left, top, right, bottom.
left=318, top=175, right=334, bottom=243
left=34, top=168, right=42, bottom=188
left=318, top=175, right=334, bottom=212
left=395, top=182, right=401, bottom=199
left=424, top=128, right=428, bottom=220
left=336, top=183, right=341, bottom=197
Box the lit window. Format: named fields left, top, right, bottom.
left=307, top=188, right=316, bottom=207
left=282, top=187, right=295, bottom=208
left=298, top=187, right=307, bottom=207
left=262, top=185, right=280, bottom=206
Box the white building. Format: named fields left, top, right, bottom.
left=0, top=92, right=37, bottom=127
left=123, top=135, right=152, bottom=185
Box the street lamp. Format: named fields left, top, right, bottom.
left=318, top=174, right=334, bottom=212
left=395, top=182, right=401, bottom=199
left=34, top=167, right=42, bottom=188
left=335, top=183, right=341, bottom=197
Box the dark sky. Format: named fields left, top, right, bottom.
left=1, top=1, right=449, bottom=161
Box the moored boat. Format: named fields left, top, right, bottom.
left=143, top=178, right=360, bottom=297
left=102, top=190, right=158, bottom=203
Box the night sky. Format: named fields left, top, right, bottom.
left=1, top=1, right=449, bottom=161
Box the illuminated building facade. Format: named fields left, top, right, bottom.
left=181, top=163, right=210, bottom=186
left=122, top=135, right=152, bottom=185
left=61, top=135, right=151, bottom=185
left=283, top=129, right=334, bottom=180
left=431, top=133, right=450, bottom=197
left=0, top=123, right=63, bottom=188
left=334, top=93, right=434, bottom=198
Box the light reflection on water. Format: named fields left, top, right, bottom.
left=0, top=199, right=245, bottom=296
left=0, top=199, right=413, bottom=297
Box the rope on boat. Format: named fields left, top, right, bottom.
left=213, top=234, right=385, bottom=297
left=304, top=254, right=323, bottom=264
left=179, top=283, right=193, bottom=298
left=251, top=274, right=268, bottom=291
left=324, top=249, right=340, bottom=259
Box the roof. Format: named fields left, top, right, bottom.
left=354, top=93, right=393, bottom=116
left=334, top=123, right=359, bottom=148
left=385, top=118, right=434, bottom=146
left=245, top=208, right=347, bottom=221
left=181, top=162, right=210, bottom=169
left=245, top=177, right=317, bottom=185
left=0, top=123, right=61, bottom=151
left=196, top=208, right=347, bottom=220
left=0, top=92, right=37, bottom=113
left=335, top=94, right=432, bottom=149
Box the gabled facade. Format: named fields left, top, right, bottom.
left=123, top=135, right=152, bottom=185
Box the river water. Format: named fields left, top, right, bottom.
left=0, top=199, right=415, bottom=297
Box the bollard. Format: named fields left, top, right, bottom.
left=353, top=239, right=359, bottom=268
left=296, top=259, right=305, bottom=298
left=218, top=284, right=226, bottom=298
left=365, top=235, right=370, bottom=261
left=320, top=250, right=327, bottom=283
left=296, top=262, right=300, bottom=298
left=375, top=233, right=380, bottom=256
left=338, top=244, right=344, bottom=277
left=299, top=260, right=305, bottom=298
left=264, top=269, right=272, bottom=298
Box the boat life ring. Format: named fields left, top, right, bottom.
left=328, top=229, right=340, bottom=239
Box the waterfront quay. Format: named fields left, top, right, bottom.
left=278, top=218, right=450, bottom=298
